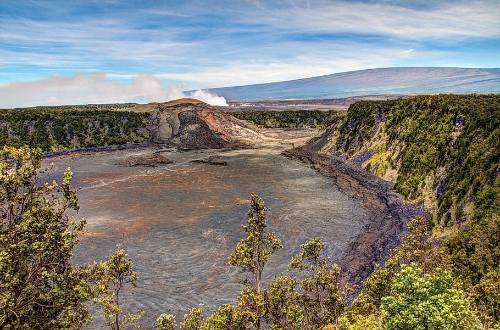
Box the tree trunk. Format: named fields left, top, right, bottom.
left=114, top=282, right=121, bottom=330
left=256, top=269, right=262, bottom=294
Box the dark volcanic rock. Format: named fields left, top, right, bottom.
left=351, top=150, right=373, bottom=166
left=190, top=156, right=228, bottom=166
left=173, top=110, right=228, bottom=149
left=120, top=153, right=173, bottom=167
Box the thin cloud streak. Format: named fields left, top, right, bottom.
left=240, top=0, right=500, bottom=39
left=0, top=14, right=197, bottom=76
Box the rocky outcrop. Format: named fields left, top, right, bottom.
left=119, top=153, right=173, bottom=167
left=172, top=109, right=228, bottom=149
left=143, top=99, right=308, bottom=150
left=145, top=100, right=247, bottom=150
left=190, top=156, right=228, bottom=166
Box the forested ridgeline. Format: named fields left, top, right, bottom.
left=0, top=105, right=347, bottom=153
left=231, top=109, right=346, bottom=129
left=301, top=94, right=500, bottom=328
left=0, top=106, right=150, bottom=151
left=309, top=94, right=499, bottom=226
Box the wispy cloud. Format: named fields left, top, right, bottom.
left=243, top=0, right=500, bottom=39
left=0, top=16, right=195, bottom=70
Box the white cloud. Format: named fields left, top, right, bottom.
left=0, top=74, right=227, bottom=108
left=245, top=0, right=500, bottom=39
left=0, top=17, right=195, bottom=69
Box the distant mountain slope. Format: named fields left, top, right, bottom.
left=203, top=67, right=500, bottom=101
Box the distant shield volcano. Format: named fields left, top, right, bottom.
left=198, top=67, right=500, bottom=101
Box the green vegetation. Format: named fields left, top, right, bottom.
left=0, top=146, right=90, bottom=328
left=340, top=217, right=483, bottom=330
left=0, top=146, right=142, bottom=329
left=228, top=193, right=283, bottom=294
left=316, top=94, right=500, bottom=329
left=232, top=110, right=345, bottom=129
left=333, top=94, right=499, bottom=226
left=0, top=107, right=150, bottom=152
left=156, top=313, right=177, bottom=330
left=4, top=103, right=138, bottom=112
left=336, top=100, right=392, bottom=154
left=380, top=264, right=478, bottom=330
left=91, top=249, right=144, bottom=330
left=287, top=239, right=346, bottom=327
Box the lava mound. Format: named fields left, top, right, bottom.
left=146, top=99, right=251, bottom=150
left=173, top=108, right=228, bottom=149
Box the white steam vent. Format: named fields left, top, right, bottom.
left=189, top=90, right=227, bottom=106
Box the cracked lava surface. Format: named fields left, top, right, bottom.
left=44, top=146, right=370, bottom=326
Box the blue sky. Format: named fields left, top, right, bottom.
left=0, top=0, right=499, bottom=106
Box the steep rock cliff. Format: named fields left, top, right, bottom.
left=303, top=94, right=499, bottom=227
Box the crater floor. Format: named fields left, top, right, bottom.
left=45, top=146, right=370, bottom=326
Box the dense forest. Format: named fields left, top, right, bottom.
left=305, top=94, right=500, bottom=329
left=330, top=94, right=499, bottom=226
left=0, top=107, right=150, bottom=151
left=232, top=110, right=345, bottom=129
